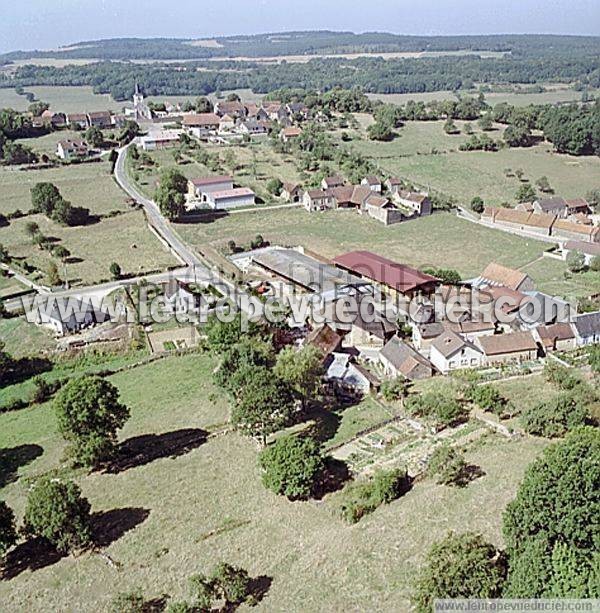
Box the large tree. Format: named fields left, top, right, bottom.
left=412, top=532, right=507, bottom=612
left=155, top=168, right=187, bottom=220
left=503, top=427, right=600, bottom=597
left=259, top=435, right=325, bottom=500
left=231, top=367, right=295, bottom=444
left=53, top=375, right=130, bottom=467
left=274, top=345, right=324, bottom=408
left=30, top=182, right=61, bottom=215
left=23, top=478, right=91, bottom=553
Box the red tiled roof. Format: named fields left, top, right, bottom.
left=182, top=113, right=220, bottom=126
left=333, top=251, right=439, bottom=293
left=189, top=175, right=232, bottom=186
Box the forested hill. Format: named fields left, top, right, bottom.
left=3, top=31, right=600, bottom=61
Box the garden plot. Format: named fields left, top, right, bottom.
left=332, top=416, right=488, bottom=476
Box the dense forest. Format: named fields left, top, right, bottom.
left=3, top=52, right=600, bottom=101
left=3, top=32, right=600, bottom=61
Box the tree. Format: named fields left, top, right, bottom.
left=470, top=196, right=484, bottom=213
left=25, top=221, right=40, bottom=238
left=194, top=96, right=212, bottom=113
left=0, top=243, right=9, bottom=263
left=53, top=375, right=130, bottom=467
left=231, top=367, right=295, bottom=444
left=274, top=345, right=324, bottom=408
left=266, top=177, right=283, bottom=196
left=478, top=114, right=493, bottom=131
left=28, top=101, right=50, bottom=116
left=589, top=345, right=600, bottom=373
left=468, top=384, right=508, bottom=416
left=367, top=121, right=393, bottom=141
left=380, top=377, right=411, bottom=402
left=428, top=445, right=468, bottom=486
left=443, top=118, right=459, bottom=134
left=504, top=124, right=532, bottom=147
left=259, top=435, right=325, bottom=499
left=515, top=183, right=536, bottom=203
left=109, top=262, right=122, bottom=280
left=46, top=261, right=61, bottom=286
left=85, top=126, right=104, bottom=148
left=503, top=427, right=599, bottom=597
left=566, top=250, right=586, bottom=273
left=204, top=314, right=253, bottom=354
left=589, top=255, right=600, bottom=272
left=155, top=168, right=187, bottom=220
left=109, top=589, right=146, bottom=613
left=0, top=340, right=17, bottom=385
left=117, top=121, right=139, bottom=146
left=213, top=337, right=272, bottom=394
left=536, top=176, right=553, bottom=193
left=23, top=478, right=92, bottom=553
left=412, top=532, right=507, bottom=612
left=0, top=500, right=17, bottom=560
left=520, top=392, right=588, bottom=438
left=52, top=245, right=70, bottom=261
left=30, top=182, right=61, bottom=215
left=189, top=562, right=255, bottom=609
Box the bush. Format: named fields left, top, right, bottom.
left=0, top=500, right=17, bottom=559
left=380, top=377, right=410, bottom=402
left=259, top=436, right=324, bottom=500
left=566, top=250, right=586, bottom=273
left=412, top=532, right=507, bottom=612
left=23, top=478, right=91, bottom=552
left=406, top=391, right=468, bottom=427
left=520, top=393, right=588, bottom=438
left=468, top=384, right=508, bottom=416
left=109, top=589, right=146, bottom=613
left=428, top=445, right=468, bottom=486
left=338, top=468, right=410, bottom=523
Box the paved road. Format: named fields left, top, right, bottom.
left=114, top=144, right=264, bottom=319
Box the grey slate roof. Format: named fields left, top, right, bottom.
left=573, top=311, right=600, bottom=338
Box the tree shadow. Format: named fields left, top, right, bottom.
left=0, top=443, right=44, bottom=487
left=313, top=458, right=351, bottom=500
left=455, top=464, right=486, bottom=488
left=1, top=537, right=65, bottom=581
left=64, top=256, right=84, bottom=265
left=246, top=574, right=273, bottom=607
left=140, top=596, right=169, bottom=612
left=90, top=507, right=150, bottom=548
left=103, top=428, right=208, bottom=474
left=4, top=356, right=53, bottom=386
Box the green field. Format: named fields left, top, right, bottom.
left=0, top=88, right=29, bottom=111
left=346, top=120, right=600, bottom=206
left=26, top=86, right=125, bottom=114
left=0, top=351, right=548, bottom=611
left=16, top=130, right=93, bottom=156
left=0, top=162, right=176, bottom=285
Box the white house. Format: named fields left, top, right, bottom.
left=35, top=297, right=104, bottom=336
left=187, top=175, right=234, bottom=206
left=56, top=139, right=88, bottom=161
left=163, top=280, right=202, bottom=314
left=361, top=176, right=382, bottom=193
left=182, top=113, right=220, bottom=138
left=429, top=330, right=484, bottom=374
left=206, top=187, right=256, bottom=210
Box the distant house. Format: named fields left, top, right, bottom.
left=379, top=336, right=435, bottom=380
left=342, top=310, right=397, bottom=352
left=237, top=120, right=269, bottom=136
left=565, top=198, right=592, bottom=216
left=213, top=100, right=247, bottom=119
left=56, top=139, right=88, bottom=161
left=302, top=189, right=335, bottom=212
left=563, top=240, right=600, bottom=266
left=306, top=323, right=345, bottom=359
left=477, top=331, right=539, bottom=364
left=412, top=322, right=446, bottom=356
left=394, top=191, right=432, bottom=216
left=187, top=175, right=234, bottom=204
left=279, top=126, right=302, bottom=142
left=139, top=130, right=181, bottom=151
left=552, top=219, right=600, bottom=243
left=572, top=311, right=600, bottom=346
left=206, top=187, right=255, bottom=210
left=325, top=352, right=379, bottom=395
left=321, top=175, right=345, bottom=191
left=35, top=297, right=106, bottom=336
left=66, top=113, right=88, bottom=129
left=533, top=197, right=568, bottom=218
left=163, top=279, right=202, bottom=314
left=364, top=195, right=404, bottom=226
left=218, top=114, right=236, bottom=132
left=385, top=177, right=403, bottom=194
left=429, top=330, right=484, bottom=374
left=86, top=111, right=112, bottom=129
left=361, top=176, right=382, bottom=193
left=474, top=262, right=535, bottom=292
left=41, top=110, right=66, bottom=128
left=281, top=182, right=302, bottom=203
left=535, top=323, right=576, bottom=352
left=182, top=113, right=221, bottom=138
left=285, top=102, right=309, bottom=119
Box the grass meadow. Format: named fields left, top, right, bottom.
left=0, top=350, right=548, bottom=612
left=0, top=162, right=176, bottom=285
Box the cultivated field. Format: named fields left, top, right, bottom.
left=346, top=120, right=600, bottom=205
left=0, top=350, right=548, bottom=611
left=25, top=86, right=125, bottom=114
left=0, top=162, right=176, bottom=285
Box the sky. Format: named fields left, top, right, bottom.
left=1, top=0, right=599, bottom=53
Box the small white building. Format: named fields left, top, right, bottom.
left=572, top=311, right=600, bottom=346
left=429, top=330, right=484, bottom=374
left=35, top=297, right=103, bottom=336
left=187, top=175, right=234, bottom=206
left=206, top=187, right=256, bottom=210
left=56, top=139, right=88, bottom=161
left=163, top=279, right=203, bottom=314
left=139, top=129, right=181, bottom=151
left=361, top=176, right=382, bottom=193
